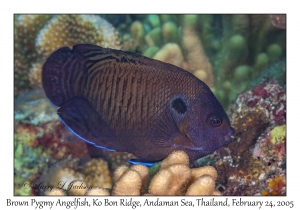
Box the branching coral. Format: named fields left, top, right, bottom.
left=112, top=169, right=142, bottom=195
left=153, top=43, right=185, bottom=69
left=149, top=163, right=191, bottom=195
left=181, top=15, right=214, bottom=87
left=211, top=15, right=285, bottom=108
left=125, top=14, right=215, bottom=87
left=45, top=151, right=220, bottom=196
left=148, top=151, right=220, bottom=196
left=123, top=15, right=285, bottom=109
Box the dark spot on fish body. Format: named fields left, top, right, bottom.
left=171, top=97, right=187, bottom=114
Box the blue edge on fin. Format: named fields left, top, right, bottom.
left=58, top=116, right=116, bottom=152
left=128, top=159, right=156, bottom=167
left=58, top=115, right=156, bottom=167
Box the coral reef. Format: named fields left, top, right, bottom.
left=83, top=159, right=112, bottom=189
left=121, top=14, right=286, bottom=108
left=269, top=15, right=286, bottom=29
left=123, top=15, right=215, bottom=87
left=35, top=15, right=121, bottom=58
left=14, top=14, right=286, bottom=196
left=147, top=152, right=220, bottom=196
left=46, top=151, right=221, bottom=196
left=14, top=89, right=58, bottom=125
left=14, top=14, right=121, bottom=93
left=14, top=15, right=53, bottom=93
left=210, top=80, right=286, bottom=195
left=211, top=14, right=285, bottom=108
left=43, top=158, right=112, bottom=192
left=14, top=91, right=91, bottom=195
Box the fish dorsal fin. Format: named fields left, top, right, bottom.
left=57, top=97, right=115, bottom=151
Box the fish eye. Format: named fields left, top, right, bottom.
left=207, top=115, right=222, bottom=127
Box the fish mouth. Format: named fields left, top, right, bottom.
left=225, top=127, right=235, bottom=143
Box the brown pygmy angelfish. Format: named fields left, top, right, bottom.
left=42, top=44, right=235, bottom=165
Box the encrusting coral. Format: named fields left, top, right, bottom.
left=14, top=15, right=53, bottom=93
left=211, top=80, right=286, bottom=195
left=35, top=15, right=121, bottom=58
left=14, top=14, right=121, bottom=92
left=48, top=151, right=221, bottom=196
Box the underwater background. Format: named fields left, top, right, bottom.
left=14, top=14, right=286, bottom=196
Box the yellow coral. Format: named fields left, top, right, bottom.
left=191, top=166, right=218, bottom=182
left=83, top=159, right=112, bottom=189
left=14, top=15, right=53, bottom=93
left=185, top=175, right=215, bottom=195
left=46, top=167, right=84, bottom=190
left=14, top=14, right=121, bottom=92
left=150, top=164, right=191, bottom=195
left=181, top=21, right=214, bottom=87
left=148, top=151, right=218, bottom=196
left=113, top=165, right=129, bottom=182
left=112, top=169, right=142, bottom=195
left=45, top=188, right=65, bottom=196
left=45, top=151, right=220, bottom=196
left=160, top=150, right=189, bottom=168
left=130, top=164, right=149, bottom=193
left=44, top=158, right=111, bottom=191
left=85, top=187, right=110, bottom=196
left=148, top=168, right=172, bottom=195
left=153, top=43, right=185, bottom=69
left=36, top=15, right=121, bottom=58
left=270, top=125, right=286, bottom=144
left=68, top=180, right=89, bottom=196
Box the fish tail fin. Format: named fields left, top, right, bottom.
left=42, top=46, right=86, bottom=107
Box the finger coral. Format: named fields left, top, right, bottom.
left=45, top=188, right=65, bottom=196
left=148, top=151, right=219, bottom=196
left=125, top=14, right=215, bottom=88
left=85, top=187, right=110, bottom=196
left=112, top=169, right=142, bottom=195
left=181, top=15, right=214, bottom=87
left=149, top=163, right=191, bottom=195
left=46, top=150, right=221, bottom=196
left=110, top=150, right=219, bottom=196
left=185, top=175, right=215, bottom=195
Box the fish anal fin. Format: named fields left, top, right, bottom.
left=128, top=159, right=157, bottom=167
left=58, top=97, right=115, bottom=150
